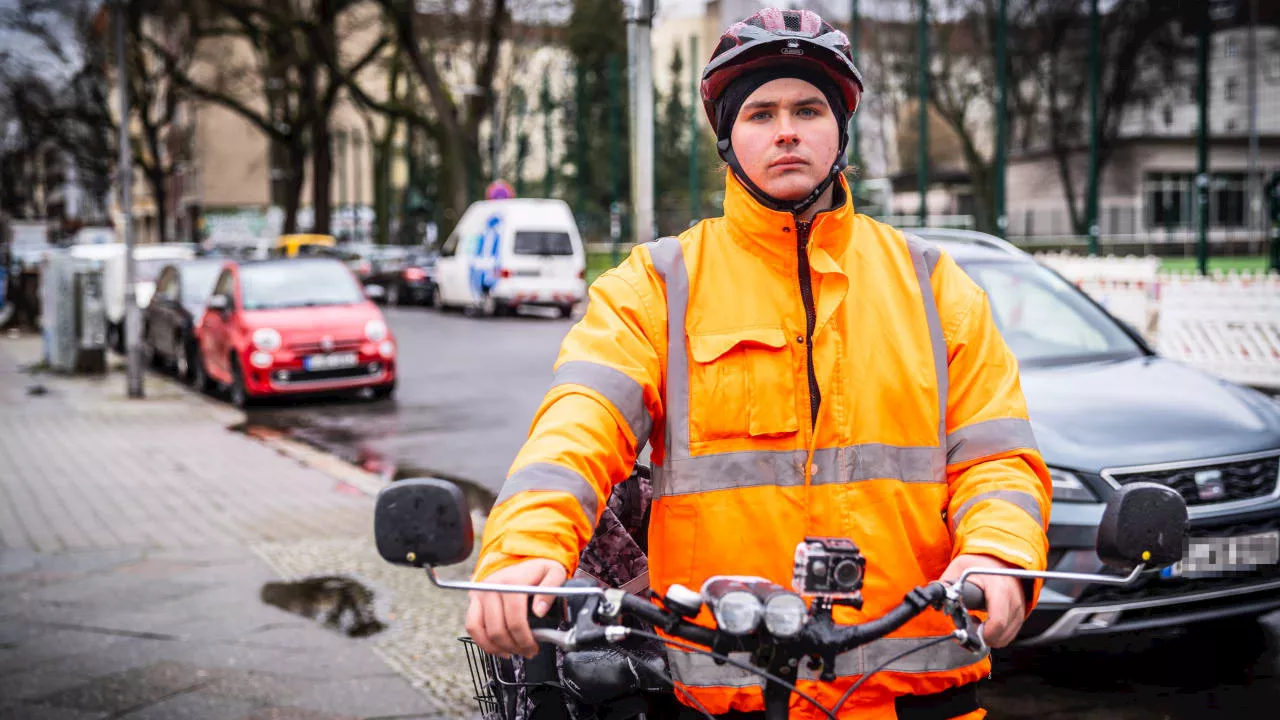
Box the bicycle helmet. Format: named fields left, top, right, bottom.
left=701, top=8, right=864, bottom=214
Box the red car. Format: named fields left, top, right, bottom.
left=194, top=257, right=397, bottom=406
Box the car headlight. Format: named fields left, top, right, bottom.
left=252, top=328, right=281, bottom=352
left=1049, top=467, right=1098, bottom=503
left=365, top=319, right=388, bottom=342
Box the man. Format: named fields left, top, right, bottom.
left=467, top=8, right=1050, bottom=719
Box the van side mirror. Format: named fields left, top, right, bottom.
left=374, top=478, right=474, bottom=568
left=1095, top=482, right=1187, bottom=570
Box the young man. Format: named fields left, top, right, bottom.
left=467, top=8, right=1050, bottom=719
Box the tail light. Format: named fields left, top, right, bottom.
left=403, top=267, right=427, bottom=281
left=578, top=268, right=586, bottom=280
left=499, top=268, right=512, bottom=279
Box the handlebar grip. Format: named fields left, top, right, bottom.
left=960, top=582, right=986, bottom=611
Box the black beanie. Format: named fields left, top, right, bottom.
left=712, top=62, right=850, bottom=151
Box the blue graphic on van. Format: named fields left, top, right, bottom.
left=467, top=214, right=502, bottom=302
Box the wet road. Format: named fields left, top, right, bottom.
left=243, top=304, right=575, bottom=500
left=238, top=302, right=1280, bottom=718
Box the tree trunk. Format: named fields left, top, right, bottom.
left=282, top=144, right=306, bottom=235
left=149, top=168, right=169, bottom=243
left=312, top=118, right=332, bottom=235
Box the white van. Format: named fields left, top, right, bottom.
left=69, top=242, right=197, bottom=352
left=432, top=198, right=586, bottom=318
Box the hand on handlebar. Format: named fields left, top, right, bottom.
left=465, top=558, right=568, bottom=659
left=942, top=554, right=1025, bottom=648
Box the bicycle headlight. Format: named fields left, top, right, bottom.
left=763, top=591, right=807, bottom=638
left=701, top=577, right=763, bottom=636
left=713, top=591, right=763, bottom=635
left=252, top=328, right=281, bottom=351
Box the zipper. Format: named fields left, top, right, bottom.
left=795, top=219, right=821, bottom=428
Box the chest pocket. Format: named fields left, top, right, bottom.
left=687, top=327, right=799, bottom=442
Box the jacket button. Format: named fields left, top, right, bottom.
left=783, top=226, right=792, bottom=233
left=796, top=335, right=804, bottom=344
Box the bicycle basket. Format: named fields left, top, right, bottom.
left=460, top=636, right=513, bottom=719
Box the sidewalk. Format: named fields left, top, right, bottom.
left=0, top=334, right=468, bottom=720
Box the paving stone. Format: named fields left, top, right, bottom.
left=115, top=690, right=260, bottom=720
left=31, top=660, right=218, bottom=715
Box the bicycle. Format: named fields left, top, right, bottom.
left=373, top=478, right=1188, bottom=720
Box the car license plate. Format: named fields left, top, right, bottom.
left=1161, top=530, right=1280, bottom=578
left=304, top=352, right=358, bottom=371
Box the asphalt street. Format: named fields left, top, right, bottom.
left=233, top=302, right=1280, bottom=719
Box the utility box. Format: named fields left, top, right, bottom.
left=42, top=252, right=107, bottom=374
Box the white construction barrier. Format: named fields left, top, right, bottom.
left=1033, top=253, right=1280, bottom=390
left=1154, top=271, right=1280, bottom=391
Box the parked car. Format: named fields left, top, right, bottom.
left=194, top=257, right=396, bottom=406
left=68, top=242, right=198, bottom=353
left=432, top=198, right=586, bottom=317
left=908, top=227, right=1280, bottom=644
left=141, top=259, right=225, bottom=382
left=271, top=233, right=337, bottom=259
left=367, top=248, right=438, bottom=306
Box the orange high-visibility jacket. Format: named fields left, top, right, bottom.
left=475, top=172, right=1051, bottom=718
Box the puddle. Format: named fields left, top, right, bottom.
left=230, top=418, right=498, bottom=515
left=260, top=575, right=387, bottom=638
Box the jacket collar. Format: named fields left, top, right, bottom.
left=721, top=170, right=856, bottom=272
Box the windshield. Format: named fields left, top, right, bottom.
left=513, top=231, right=574, bottom=256
left=239, top=260, right=366, bottom=310
left=959, top=260, right=1144, bottom=367
left=180, top=263, right=222, bottom=307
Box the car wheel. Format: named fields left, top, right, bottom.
left=372, top=381, right=396, bottom=400
left=432, top=285, right=448, bottom=312
left=424, top=283, right=437, bottom=307
left=190, top=346, right=210, bottom=393
left=175, top=337, right=191, bottom=380
left=229, top=356, right=254, bottom=409
left=387, top=284, right=401, bottom=306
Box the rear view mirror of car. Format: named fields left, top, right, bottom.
left=1095, top=482, right=1188, bottom=570
left=374, top=478, right=473, bottom=568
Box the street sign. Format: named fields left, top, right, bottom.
left=485, top=180, right=515, bottom=201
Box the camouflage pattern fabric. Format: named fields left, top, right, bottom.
left=508, top=465, right=657, bottom=720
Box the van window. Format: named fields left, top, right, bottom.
left=513, top=231, right=574, bottom=256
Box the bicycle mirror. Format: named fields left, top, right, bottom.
left=375, top=478, right=474, bottom=568
left=1095, top=482, right=1187, bottom=570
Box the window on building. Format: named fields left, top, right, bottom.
left=1144, top=172, right=1249, bottom=230
left=1226, top=37, right=1239, bottom=58
left=1225, top=77, right=1239, bottom=102
left=1162, top=105, right=1174, bottom=127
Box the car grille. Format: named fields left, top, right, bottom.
left=1075, top=515, right=1280, bottom=605
left=287, top=338, right=363, bottom=355
left=1104, top=453, right=1280, bottom=508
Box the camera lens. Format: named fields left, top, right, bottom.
left=833, top=559, right=862, bottom=590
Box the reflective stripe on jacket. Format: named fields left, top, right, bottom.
left=475, top=172, right=1051, bottom=718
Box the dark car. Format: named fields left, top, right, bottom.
left=907, top=228, right=1280, bottom=644
left=142, top=259, right=226, bottom=382
left=366, top=247, right=438, bottom=307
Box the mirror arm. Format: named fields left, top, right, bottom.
left=424, top=566, right=608, bottom=598
left=958, top=563, right=1146, bottom=588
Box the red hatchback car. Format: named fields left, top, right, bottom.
left=194, top=258, right=397, bottom=406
